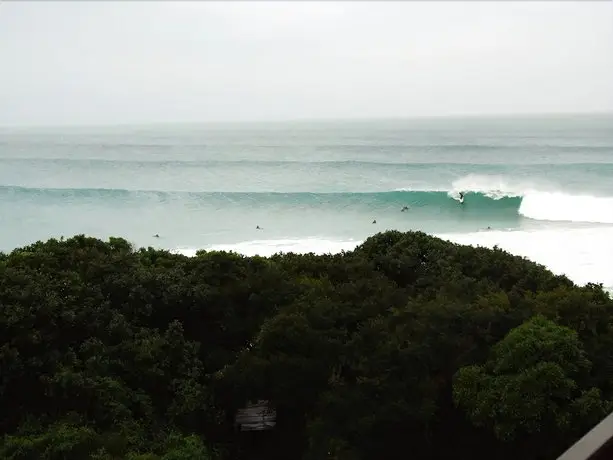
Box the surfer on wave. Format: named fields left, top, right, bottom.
left=401, top=206, right=409, bottom=212
left=459, top=192, right=464, bottom=204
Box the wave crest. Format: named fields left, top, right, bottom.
left=443, top=175, right=613, bottom=224
left=2, top=183, right=613, bottom=225
left=449, top=174, right=545, bottom=199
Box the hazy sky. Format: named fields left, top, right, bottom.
left=0, top=1, right=612, bottom=126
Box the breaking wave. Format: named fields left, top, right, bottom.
left=2, top=182, right=613, bottom=224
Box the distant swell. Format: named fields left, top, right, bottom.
left=3, top=158, right=613, bottom=170
left=1, top=141, right=611, bottom=154
left=2, top=185, right=613, bottom=225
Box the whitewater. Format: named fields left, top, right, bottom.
left=1, top=114, right=612, bottom=290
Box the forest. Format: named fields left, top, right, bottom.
left=1, top=230, right=612, bottom=460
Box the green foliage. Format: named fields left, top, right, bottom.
left=1, top=231, right=612, bottom=460
left=0, top=421, right=215, bottom=460
left=453, top=315, right=610, bottom=453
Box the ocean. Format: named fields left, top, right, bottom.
left=1, top=114, right=612, bottom=291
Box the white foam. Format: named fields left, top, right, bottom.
left=448, top=174, right=613, bottom=224
left=437, top=227, right=613, bottom=291
left=172, top=228, right=613, bottom=292
left=173, top=238, right=360, bottom=258
left=518, top=192, right=613, bottom=224
left=450, top=174, right=544, bottom=199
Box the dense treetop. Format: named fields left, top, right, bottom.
left=1, top=231, right=612, bottom=460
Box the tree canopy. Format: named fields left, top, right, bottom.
left=1, top=231, right=612, bottom=460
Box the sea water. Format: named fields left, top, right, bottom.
left=1, top=114, right=612, bottom=290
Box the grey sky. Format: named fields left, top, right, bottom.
left=0, top=1, right=612, bottom=126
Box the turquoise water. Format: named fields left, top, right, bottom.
left=1, top=114, right=613, bottom=288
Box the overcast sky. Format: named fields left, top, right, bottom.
left=0, top=1, right=612, bottom=126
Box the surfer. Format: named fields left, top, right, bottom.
left=459, top=192, right=464, bottom=204
left=256, top=225, right=262, bottom=230
left=153, top=234, right=159, bottom=238
left=372, top=219, right=377, bottom=224
left=401, top=206, right=409, bottom=212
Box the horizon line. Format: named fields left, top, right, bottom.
left=1, top=110, right=611, bottom=130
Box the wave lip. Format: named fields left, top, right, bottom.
left=0, top=185, right=522, bottom=215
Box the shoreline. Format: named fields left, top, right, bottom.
left=165, top=227, right=613, bottom=294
